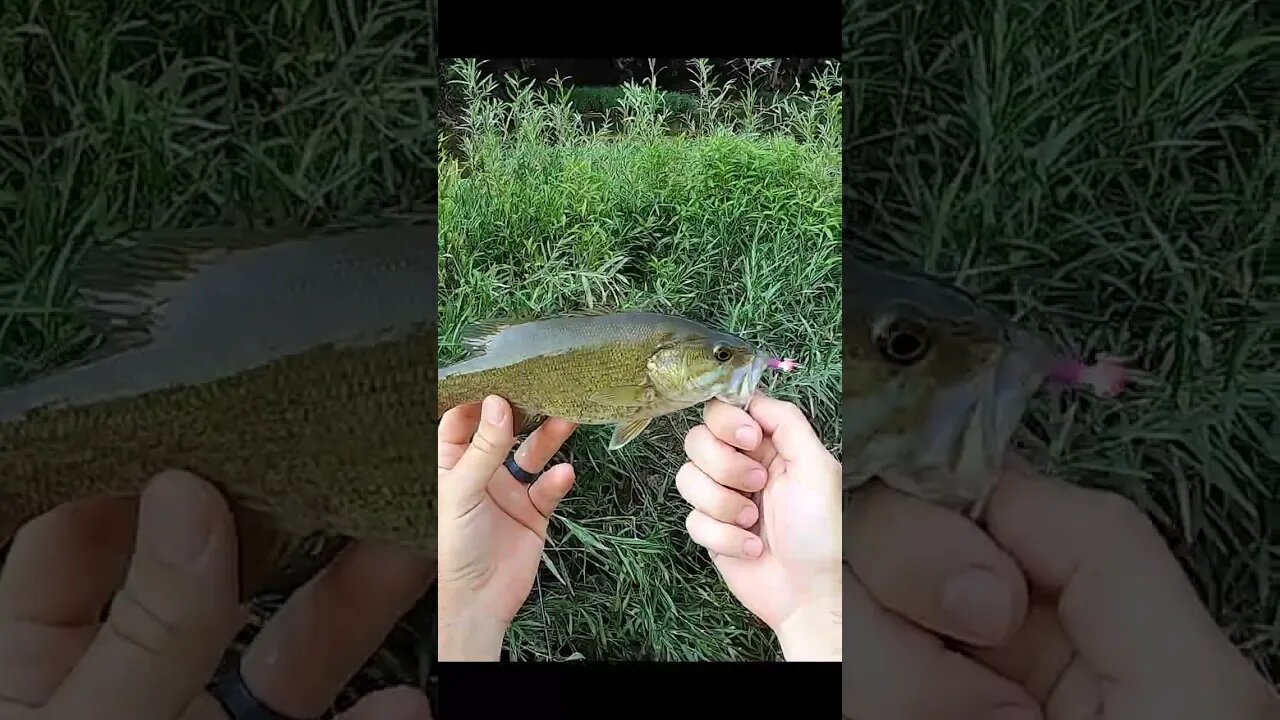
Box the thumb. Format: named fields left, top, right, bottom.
left=47, top=469, right=243, bottom=719
left=746, top=394, right=838, bottom=476
left=444, top=395, right=516, bottom=512
left=984, top=458, right=1256, bottom=687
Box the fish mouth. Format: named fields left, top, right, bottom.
left=717, top=351, right=770, bottom=410
left=987, top=329, right=1058, bottom=452
left=911, top=330, right=1058, bottom=512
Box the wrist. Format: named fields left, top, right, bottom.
left=774, top=596, right=841, bottom=661
left=438, top=596, right=509, bottom=661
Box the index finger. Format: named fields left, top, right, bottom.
left=0, top=496, right=136, bottom=708
left=702, top=399, right=764, bottom=451
left=237, top=542, right=435, bottom=719
left=745, top=394, right=833, bottom=464
left=984, top=459, right=1236, bottom=682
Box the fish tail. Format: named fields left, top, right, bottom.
left=437, top=374, right=543, bottom=435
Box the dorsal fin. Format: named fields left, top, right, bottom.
left=457, top=317, right=533, bottom=356
left=68, top=213, right=434, bottom=363
left=455, top=307, right=632, bottom=358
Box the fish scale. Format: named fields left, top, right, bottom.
left=437, top=311, right=770, bottom=450
left=0, top=216, right=437, bottom=599
left=440, top=343, right=661, bottom=424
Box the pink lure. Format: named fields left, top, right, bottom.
left=768, top=357, right=802, bottom=372
left=1047, top=356, right=1127, bottom=397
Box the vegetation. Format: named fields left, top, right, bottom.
left=439, top=58, right=842, bottom=660
left=0, top=2, right=434, bottom=716
left=845, top=0, right=1279, bottom=680
left=0, top=0, right=435, bottom=387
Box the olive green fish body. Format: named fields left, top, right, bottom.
left=438, top=312, right=769, bottom=449
left=0, top=218, right=438, bottom=575
left=843, top=257, right=1057, bottom=517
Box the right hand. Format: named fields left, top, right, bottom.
left=676, top=394, right=842, bottom=661
left=843, top=455, right=1280, bottom=719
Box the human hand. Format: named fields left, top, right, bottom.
left=436, top=396, right=578, bottom=661
left=0, top=469, right=435, bottom=720
left=675, top=393, right=842, bottom=661
left=843, top=455, right=1280, bottom=719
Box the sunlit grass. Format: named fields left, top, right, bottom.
left=439, top=58, right=842, bottom=660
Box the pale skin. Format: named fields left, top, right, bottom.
left=844, top=453, right=1280, bottom=719
left=437, top=392, right=844, bottom=661
left=440, top=391, right=1280, bottom=719
left=4, top=399, right=1272, bottom=718
left=0, top=470, right=436, bottom=720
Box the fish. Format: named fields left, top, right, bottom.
left=437, top=311, right=771, bottom=450
left=843, top=255, right=1066, bottom=519
left=0, top=215, right=437, bottom=597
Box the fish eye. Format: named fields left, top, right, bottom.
left=875, top=319, right=930, bottom=366
left=713, top=346, right=732, bottom=362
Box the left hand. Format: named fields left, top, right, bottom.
left=0, top=469, right=435, bottom=720
left=436, top=396, right=578, bottom=661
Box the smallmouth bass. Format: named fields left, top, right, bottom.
left=0, top=216, right=436, bottom=595
left=843, top=256, right=1066, bottom=518
left=437, top=312, right=771, bottom=449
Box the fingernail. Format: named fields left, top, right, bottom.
left=942, top=567, right=1014, bottom=643
left=735, top=425, right=758, bottom=447
left=735, top=505, right=757, bottom=527
left=482, top=396, right=506, bottom=426
left=748, top=469, right=767, bottom=491
left=140, top=471, right=213, bottom=567
left=743, top=537, right=764, bottom=557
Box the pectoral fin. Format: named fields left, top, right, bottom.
left=587, top=385, right=652, bottom=407
left=609, top=417, right=653, bottom=450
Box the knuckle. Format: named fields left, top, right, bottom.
left=470, top=425, right=510, bottom=457
left=674, top=464, right=696, bottom=496
left=706, top=403, right=739, bottom=431
left=715, top=493, right=742, bottom=521
left=684, top=511, right=701, bottom=538
left=104, top=585, right=188, bottom=660
left=780, top=401, right=807, bottom=425
left=702, top=401, right=717, bottom=423
left=686, top=511, right=741, bottom=554
left=684, top=424, right=709, bottom=455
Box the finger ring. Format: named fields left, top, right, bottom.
left=211, top=660, right=309, bottom=720
left=504, top=448, right=541, bottom=485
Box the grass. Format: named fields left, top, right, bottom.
left=845, top=0, right=1280, bottom=680
left=0, top=1, right=435, bottom=716
left=438, top=58, right=842, bottom=660
left=0, top=0, right=435, bottom=387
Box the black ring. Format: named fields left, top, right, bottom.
left=211, top=660, right=308, bottom=720
left=504, top=452, right=541, bottom=484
